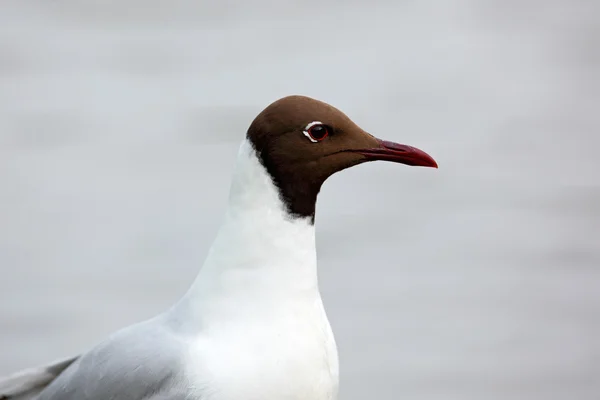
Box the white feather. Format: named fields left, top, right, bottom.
left=0, top=139, right=339, bottom=400
left=175, top=139, right=339, bottom=400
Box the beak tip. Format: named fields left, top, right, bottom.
left=353, top=139, right=439, bottom=169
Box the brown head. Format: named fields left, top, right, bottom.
left=247, top=95, right=438, bottom=222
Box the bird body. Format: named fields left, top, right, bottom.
left=173, top=138, right=339, bottom=400
left=1, top=95, right=436, bottom=400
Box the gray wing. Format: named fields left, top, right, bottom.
left=0, top=356, right=79, bottom=399
left=3, top=317, right=193, bottom=400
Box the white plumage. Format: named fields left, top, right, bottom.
left=0, top=139, right=338, bottom=400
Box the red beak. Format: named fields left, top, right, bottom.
left=351, top=139, right=438, bottom=168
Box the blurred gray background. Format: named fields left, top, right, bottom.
left=1, top=1, right=599, bottom=399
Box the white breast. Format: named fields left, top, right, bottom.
left=171, top=139, right=339, bottom=400
left=187, top=298, right=338, bottom=400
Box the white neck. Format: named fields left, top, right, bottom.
left=172, top=139, right=320, bottom=327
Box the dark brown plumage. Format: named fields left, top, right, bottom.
left=247, top=95, right=438, bottom=220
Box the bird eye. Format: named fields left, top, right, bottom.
left=303, top=122, right=330, bottom=143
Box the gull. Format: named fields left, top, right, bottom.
left=0, top=95, right=437, bottom=400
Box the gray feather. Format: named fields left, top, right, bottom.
left=0, top=357, right=79, bottom=399
left=3, top=316, right=194, bottom=400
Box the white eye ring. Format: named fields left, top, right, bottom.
left=302, top=121, right=324, bottom=143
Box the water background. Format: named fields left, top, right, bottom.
left=1, top=1, right=599, bottom=399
